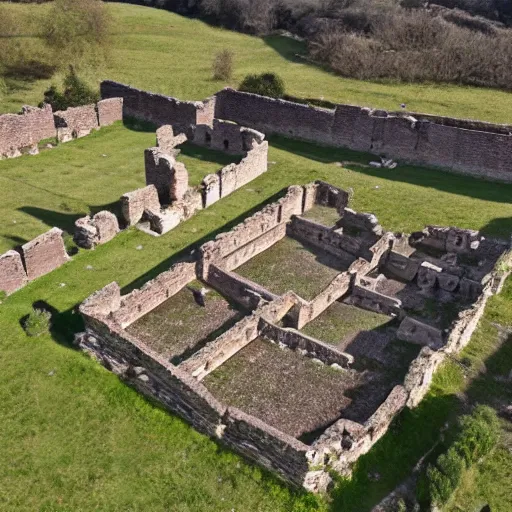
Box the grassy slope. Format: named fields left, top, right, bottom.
left=1, top=3, right=512, bottom=124
left=0, top=3, right=511, bottom=511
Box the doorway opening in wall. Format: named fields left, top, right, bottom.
left=205, top=132, right=212, bottom=146
left=223, top=139, right=229, bottom=150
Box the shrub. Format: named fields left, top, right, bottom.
left=416, top=406, right=500, bottom=508
left=212, top=49, right=234, bottom=80
left=41, top=66, right=99, bottom=111
left=23, top=308, right=52, bottom=337
left=455, top=405, right=500, bottom=465
left=239, top=72, right=285, bottom=98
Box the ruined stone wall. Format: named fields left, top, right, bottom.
left=0, top=105, right=55, bottom=158
left=78, top=286, right=316, bottom=489
left=54, top=104, right=99, bottom=142
left=97, top=98, right=123, bottom=127
left=215, top=88, right=335, bottom=144
left=121, top=184, right=161, bottom=226
left=0, top=250, right=28, bottom=295
left=112, top=261, right=197, bottom=328
left=100, top=80, right=209, bottom=130
left=74, top=211, right=120, bottom=249
left=179, top=294, right=295, bottom=380
left=21, top=227, right=70, bottom=281
left=199, top=186, right=304, bottom=279
left=259, top=318, right=353, bottom=367
left=287, top=216, right=366, bottom=265
left=214, top=89, right=512, bottom=182
left=206, top=264, right=279, bottom=310
left=201, top=138, right=268, bottom=207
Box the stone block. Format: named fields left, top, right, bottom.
left=384, top=251, right=420, bottom=281
left=0, top=250, right=28, bottom=295
left=397, top=316, right=443, bottom=348
left=22, top=227, right=70, bottom=281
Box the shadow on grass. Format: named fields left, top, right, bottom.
left=270, top=136, right=512, bottom=216
left=18, top=200, right=123, bottom=235
left=178, top=141, right=240, bottom=166
left=122, top=116, right=157, bottom=133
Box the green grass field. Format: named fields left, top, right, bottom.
left=1, top=2, right=512, bottom=511
left=2, top=3, right=512, bottom=124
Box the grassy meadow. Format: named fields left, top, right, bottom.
left=0, top=2, right=511, bottom=511
left=1, top=3, right=512, bottom=124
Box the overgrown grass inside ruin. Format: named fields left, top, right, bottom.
left=2, top=3, right=512, bottom=124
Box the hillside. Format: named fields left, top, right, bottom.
left=1, top=2, right=512, bottom=124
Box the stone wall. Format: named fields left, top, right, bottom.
left=54, top=104, right=99, bottom=142
left=0, top=250, right=28, bottom=295
left=0, top=105, right=55, bottom=159
left=121, top=184, right=161, bottom=226
left=20, top=227, right=70, bottom=281
left=215, top=88, right=335, bottom=145
left=74, top=211, right=120, bottom=249
left=199, top=185, right=305, bottom=279
left=97, top=98, right=123, bottom=127
left=259, top=318, right=353, bottom=367
left=144, top=148, right=188, bottom=204
left=206, top=264, right=279, bottom=310
left=214, top=88, right=512, bottom=182
left=112, top=261, right=197, bottom=328
left=287, top=216, right=368, bottom=264
left=100, top=80, right=212, bottom=130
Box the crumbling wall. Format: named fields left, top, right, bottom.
left=74, top=211, right=120, bottom=249
left=21, top=227, right=70, bottom=281
left=100, top=80, right=208, bottom=129
left=121, top=185, right=161, bottom=226
left=0, top=104, right=55, bottom=158
left=54, top=104, right=99, bottom=142
left=0, top=250, right=28, bottom=295
left=156, top=125, right=187, bottom=153
left=287, top=216, right=367, bottom=264
left=112, top=261, right=197, bottom=328
left=144, top=148, right=188, bottom=204
left=259, top=318, right=353, bottom=367
left=97, top=98, right=123, bottom=127
left=206, top=264, right=278, bottom=310
left=179, top=294, right=295, bottom=379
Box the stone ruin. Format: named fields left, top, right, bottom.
left=101, top=80, right=512, bottom=182
left=76, top=181, right=511, bottom=492
left=74, top=108, right=268, bottom=248
left=0, top=97, right=123, bottom=159
left=0, top=228, right=70, bottom=295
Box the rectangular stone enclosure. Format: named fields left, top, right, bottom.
left=77, top=181, right=511, bottom=493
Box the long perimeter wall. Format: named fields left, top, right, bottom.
left=214, top=88, right=512, bottom=182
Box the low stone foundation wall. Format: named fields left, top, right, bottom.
left=0, top=227, right=69, bottom=295
left=259, top=318, right=353, bottom=367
